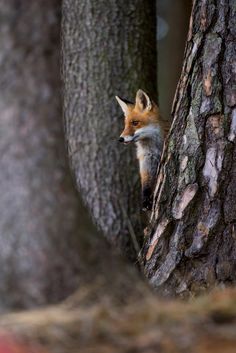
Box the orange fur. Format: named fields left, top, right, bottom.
left=121, top=105, right=156, bottom=137
left=116, top=90, right=170, bottom=210
left=140, top=169, right=150, bottom=186
left=120, top=101, right=169, bottom=140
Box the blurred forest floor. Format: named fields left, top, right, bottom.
left=0, top=283, right=235, bottom=353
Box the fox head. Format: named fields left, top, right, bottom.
left=116, top=89, right=160, bottom=144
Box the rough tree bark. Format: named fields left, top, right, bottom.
left=62, top=0, right=157, bottom=257
left=142, top=0, right=236, bottom=296
left=0, top=0, right=93, bottom=311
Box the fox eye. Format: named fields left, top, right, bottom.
left=132, top=121, right=139, bottom=126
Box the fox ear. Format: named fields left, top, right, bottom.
left=135, top=89, right=152, bottom=111
left=115, top=96, right=132, bottom=115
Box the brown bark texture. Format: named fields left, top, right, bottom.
left=0, top=0, right=92, bottom=311
left=62, top=0, right=157, bottom=258
left=142, top=0, right=236, bottom=296
left=0, top=286, right=235, bottom=353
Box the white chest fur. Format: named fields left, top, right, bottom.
left=135, top=125, right=164, bottom=174
left=135, top=125, right=163, bottom=156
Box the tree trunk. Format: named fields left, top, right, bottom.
left=0, top=0, right=93, bottom=311
left=62, top=0, right=157, bottom=258
left=142, top=0, right=236, bottom=296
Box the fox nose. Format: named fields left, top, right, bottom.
left=118, top=136, right=124, bottom=143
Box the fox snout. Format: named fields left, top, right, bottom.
left=118, top=134, right=134, bottom=144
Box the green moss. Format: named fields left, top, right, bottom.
left=185, top=112, right=200, bottom=154
left=177, top=112, right=200, bottom=191
left=191, top=81, right=202, bottom=116
left=168, top=137, right=175, bottom=153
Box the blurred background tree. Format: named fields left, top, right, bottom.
left=63, top=0, right=157, bottom=259
left=0, top=0, right=99, bottom=311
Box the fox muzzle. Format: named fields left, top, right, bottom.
left=119, top=135, right=134, bottom=144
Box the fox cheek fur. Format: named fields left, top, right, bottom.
left=116, top=89, right=169, bottom=211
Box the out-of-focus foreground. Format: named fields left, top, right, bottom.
left=0, top=286, right=235, bottom=353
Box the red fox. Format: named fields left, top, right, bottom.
left=116, top=89, right=169, bottom=211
